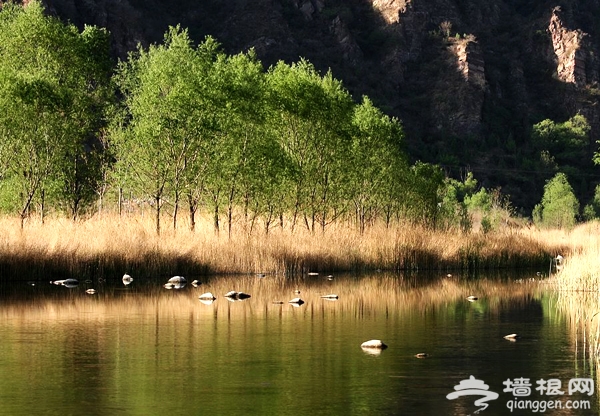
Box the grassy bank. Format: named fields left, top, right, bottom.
left=0, top=213, right=575, bottom=281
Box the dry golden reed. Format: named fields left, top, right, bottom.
left=547, top=221, right=600, bottom=361
left=0, top=213, right=578, bottom=281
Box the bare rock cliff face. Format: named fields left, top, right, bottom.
left=546, top=5, right=600, bottom=156
left=548, top=6, right=596, bottom=87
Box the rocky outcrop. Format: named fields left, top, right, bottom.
left=329, top=16, right=363, bottom=64
left=372, top=0, right=408, bottom=25
left=449, top=36, right=485, bottom=88
left=293, top=0, right=324, bottom=20
left=548, top=6, right=590, bottom=87
left=546, top=5, right=600, bottom=154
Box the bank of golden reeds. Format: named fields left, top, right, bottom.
left=549, top=221, right=600, bottom=362
left=0, top=213, right=572, bottom=280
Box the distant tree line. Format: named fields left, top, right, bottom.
left=0, top=1, right=597, bottom=234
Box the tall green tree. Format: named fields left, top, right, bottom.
left=532, top=172, right=579, bottom=229
left=348, top=96, right=407, bottom=233
left=200, top=50, right=268, bottom=236
left=112, top=27, right=219, bottom=234
left=266, top=59, right=354, bottom=233
left=402, top=162, right=446, bottom=229
left=0, top=1, right=112, bottom=224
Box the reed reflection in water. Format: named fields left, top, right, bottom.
left=0, top=273, right=596, bottom=415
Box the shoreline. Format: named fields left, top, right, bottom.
left=0, top=214, right=580, bottom=281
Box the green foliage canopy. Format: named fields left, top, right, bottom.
left=532, top=172, right=579, bottom=229
left=0, top=0, right=112, bottom=222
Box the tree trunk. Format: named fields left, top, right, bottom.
left=40, top=189, right=45, bottom=225
left=173, top=189, right=179, bottom=231
left=118, top=187, right=123, bottom=216
left=213, top=202, right=219, bottom=234
left=188, top=195, right=197, bottom=232
left=228, top=186, right=235, bottom=239
left=155, top=195, right=161, bottom=235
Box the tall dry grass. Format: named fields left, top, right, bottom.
left=549, top=221, right=600, bottom=363
left=0, top=213, right=577, bottom=281
left=550, top=221, right=600, bottom=291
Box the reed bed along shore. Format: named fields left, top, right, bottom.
left=550, top=221, right=600, bottom=291
left=547, top=221, right=600, bottom=361
left=0, top=213, right=578, bottom=281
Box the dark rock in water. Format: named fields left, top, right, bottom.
left=224, top=291, right=251, bottom=300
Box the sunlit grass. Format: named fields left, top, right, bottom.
left=549, top=221, right=600, bottom=363
left=0, top=213, right=578, bottom=280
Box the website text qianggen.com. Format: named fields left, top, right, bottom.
left=506, top=398, right=591, bottom=412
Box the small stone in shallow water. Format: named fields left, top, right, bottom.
left=168, top=276, right=186, bottom=284
left=199, top=292, right=216, bottom=300
left=361, top=340, right=387, bottom=349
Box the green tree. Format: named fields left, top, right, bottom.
left=348, top=96, right=407, bottom=233
left=200, top=49, right=268, bottom=236
left=112, top=27, right=218, bottom=234
left=266, top=59, right=354, bottom=233
left=532, top=114, right=592, bottom=201
left=0, top=1, right=112, bottom=224
left=532, top=172, right=579, bottom=229
left=401, top=162, right=446, bottom=229
left=583, top=184, right=600, bottom=221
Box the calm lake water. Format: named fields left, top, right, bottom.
left=0, top=272, right=597, bottom=415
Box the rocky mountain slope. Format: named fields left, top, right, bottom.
left=36, top=0, right=600, bottom=212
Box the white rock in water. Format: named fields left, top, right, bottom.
left=199, top=292, right=216, bottom=300
left=51, top=278, right=79, bottom=288
left=122, top=274, right=133, bottom=285
left=224, top=291, right=238, bottom=298
left=361, top=340, right=388, bottom=349
left=288, top=297, right=305, bottom=305
left=168, top=276, right=186, bottom=284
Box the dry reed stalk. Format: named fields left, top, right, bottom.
left=0, top=214, right=577, bottom=280
left=550, top=222, right=600, bottom=359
